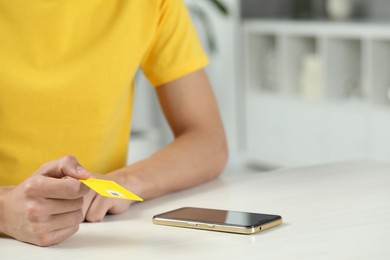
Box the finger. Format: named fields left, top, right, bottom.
left=23, top=176, right=89, bottom=199
left=30, top=210, right=83, bottom=247
left=82, top=190, right=97, bottom=219
left=85, top=195, right=110, bottom=222
left=44, top=197, right=84, bottom=215
left=37, top=225, right=80, bottom=247
left=50, top=209, right=84, bottom=231
left=108, top=200, right=132, bottom=215
left=37, top=155, right=90, bottom=180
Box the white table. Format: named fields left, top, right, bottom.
left=2, top=160, right=390, bottom=259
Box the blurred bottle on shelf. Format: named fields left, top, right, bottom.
left=299, top=54, right=323, bottom=100
left=327, top=0, right=353, bottom=21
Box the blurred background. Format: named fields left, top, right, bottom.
left=128, top=0, right=390, bottom=170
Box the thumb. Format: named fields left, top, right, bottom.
left=74, top=165, right=90, bottom=180
left=39, top=155, right=91, bottom=180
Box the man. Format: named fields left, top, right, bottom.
left=0, top=0, right=227, bottom=246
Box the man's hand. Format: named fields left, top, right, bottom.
left=0, top=155, right=90, bottom=246
left=82, top=173, right=133, bottom=222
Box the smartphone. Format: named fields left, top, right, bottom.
left=153, top=207, right=282, bottom=234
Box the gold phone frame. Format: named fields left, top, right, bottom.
left=153, top=215, right=282, bottom=234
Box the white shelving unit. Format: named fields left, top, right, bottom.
left=243, top=20, right=390, bottom=167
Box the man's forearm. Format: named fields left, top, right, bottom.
left=109, top=128, right=228, bottom=201
left=0, top=186, right=14, bottom=235
left=108, top=70, right=228, bottom=202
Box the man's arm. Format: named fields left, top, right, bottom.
left=83, top=69, right=228, bottom=220
left=127, top=68, right=228, bottom=197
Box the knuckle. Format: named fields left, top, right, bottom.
left=22, top=179, right=39, bottom=197
left=59, top=155, right=78, bottom=175
left=30, top=225, right=51, bottom=247
left=62, top=155, right=76, bottom=164
left=25, top=202, right=42, bottom=221
left=21, top=182, right=34, bottom=197
left=39, top=162, right=51, bottom=171
left=35, top=235, right=52, bottom=247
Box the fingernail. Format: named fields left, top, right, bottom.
left=76, top=166, right=87, bottom=175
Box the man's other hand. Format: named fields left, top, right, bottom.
left=0, top=155, right=90, bottom=246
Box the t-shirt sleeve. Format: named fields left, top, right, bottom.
left=141, top=0, right=209, bottom=87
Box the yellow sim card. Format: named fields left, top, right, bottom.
left=80, top=178, right=143, bottom=201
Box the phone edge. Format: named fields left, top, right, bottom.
left=152, top=217, right=282, bottom=234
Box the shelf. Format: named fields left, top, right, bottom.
left=243, top=20, right=390, bottom=167
left=243, top=20, right=390, bottom=39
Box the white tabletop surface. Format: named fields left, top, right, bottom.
left=1, top=160, right=390, bottom=259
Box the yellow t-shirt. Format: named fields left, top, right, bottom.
left=0, top=0, right=208, bottom=185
